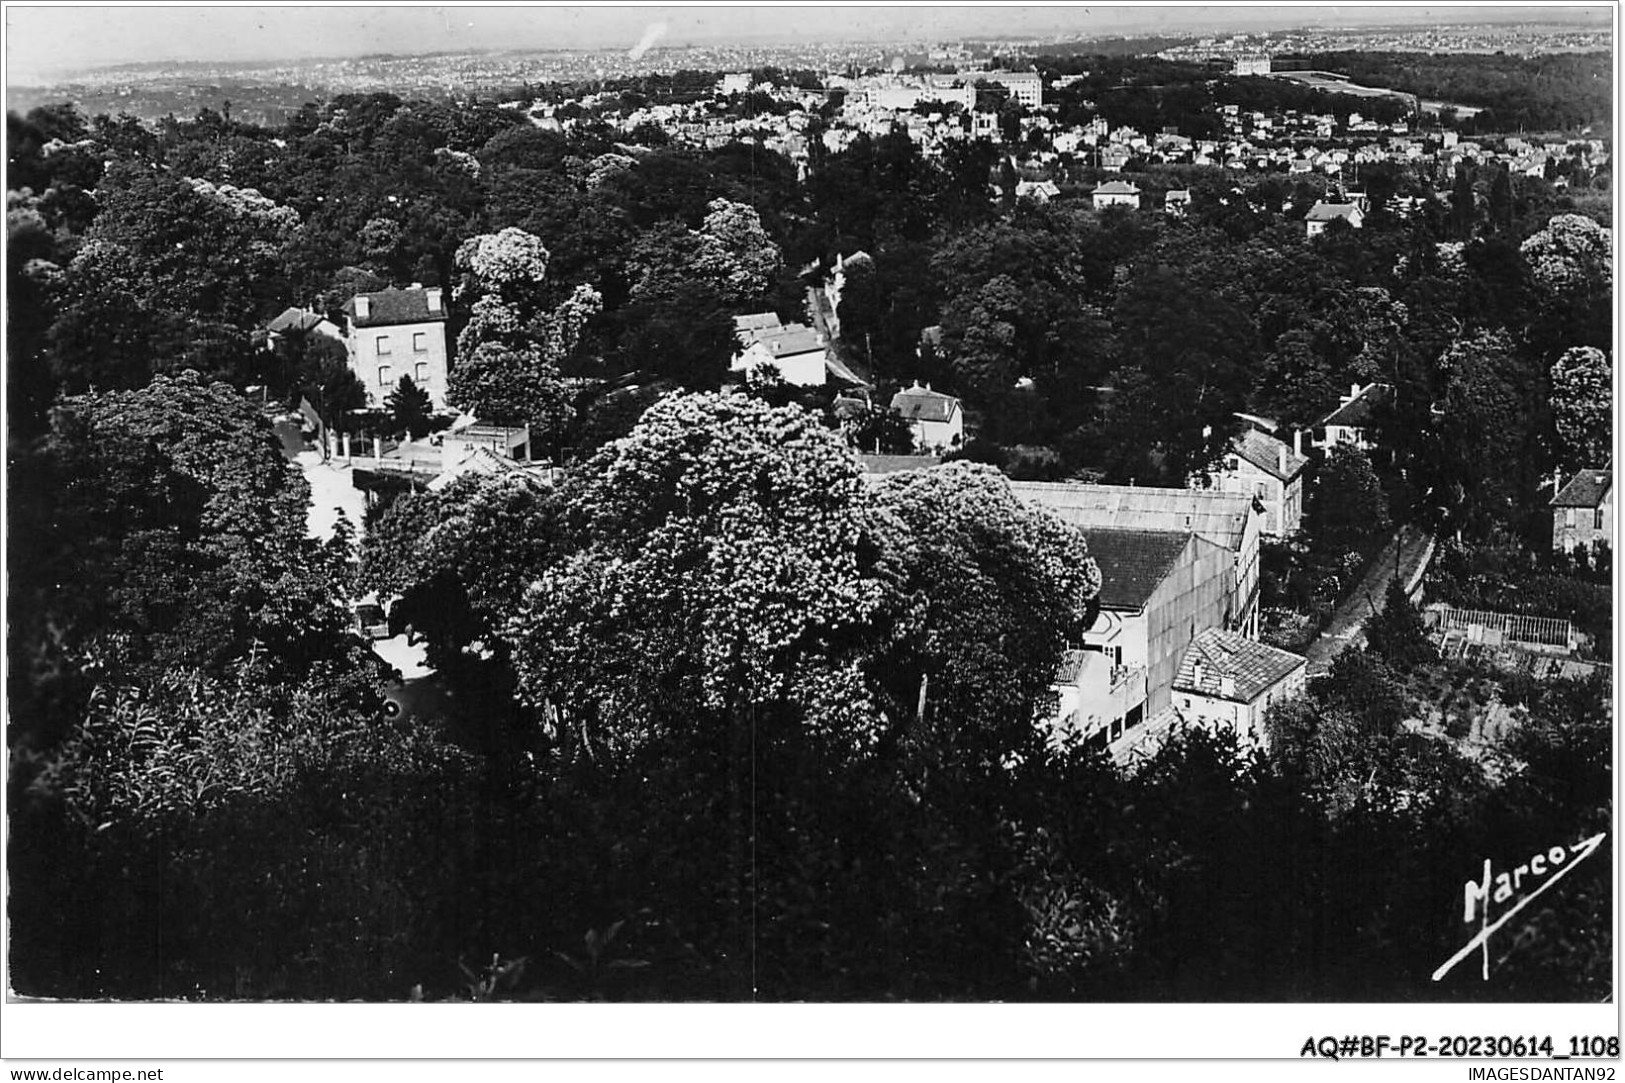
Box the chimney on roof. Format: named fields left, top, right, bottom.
left=1220, top=675, right=1237, bottom=699
left=1350, top=382, right=1362, bottom=400
left=1192, top=660, right=1205, bottom=687
left=1277, top=444, right=1287, bottom=474
left=354, top=296, right=370, bottom=320
left=1293, top=428, right=1303, bottom=459
left=425, top=287, right=442, bottom=313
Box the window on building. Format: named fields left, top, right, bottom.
left=413, top=332, right=428, bottom=353
left=1566, top=508, right=1577, bottom=528
left=415, top=362, right=430, bottom=384
left=376, top=335, right=391, bottom=356
left=1595, top=508, right=1605, bottom=531
left=378, top=366, right=392, bottom=387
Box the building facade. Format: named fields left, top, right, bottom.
left=343, top=286, right=450, bottom=410
left=1313, top=383, right=1390, bottom=453
left=1550, top=469, right=1613, bottom=555
left=1045, top=526, right=1237, bottom=741
left=890, top=383, right=964, bottom=452
left=1172, top=628, right=1307, bottom=749
left=1201, top=428, right=1310, bottom=538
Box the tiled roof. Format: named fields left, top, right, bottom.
left=1319, top=383, right=1391, bottom=429
left=1305, top=201, right=1361, bottom=222
left=1552, top=469, right=1612, bottom=508
left=266, top=306, right=329, bottom=334
left=1010, top=482, right=1254, bottom=553
left=733, top=311, right=783, bottom=336
left=891, top=385, right=961, bottom=424
left=345, top=287, right=447, bottom=328
left=1081, top=528, right=1195, bottom=610
left=1231, top=427, right=1309, bottom=481
left=1054, top=648, right=1090, bottom=685
left=1094, top=180, right=1141, bottom=195
left=1173, top=629, right=1305, bottom=703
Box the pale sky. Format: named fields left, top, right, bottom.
left=4, top=3, right=1612, bottom=85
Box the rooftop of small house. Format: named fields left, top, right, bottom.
left=1305, top=200, right=1362, bottom=222
left=1551, top=469, right=1612, bottom=508
left=1174, top=629, right=1305, bottom=703
left=890, top=383, right=961, bottom=423
left=1230, top=427, right=1310, bottom=482
left=1319, top=382, right=1392, bottom=429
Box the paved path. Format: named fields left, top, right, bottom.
left=1305, top=524, right=1437, bottom=677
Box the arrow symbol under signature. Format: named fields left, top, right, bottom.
left=1432, top=831, right=1607, bottom=982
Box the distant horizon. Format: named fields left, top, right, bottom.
left=4, top=4, right=1613, bottom=86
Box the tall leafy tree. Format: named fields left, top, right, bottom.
left=507, top=392, right=909, bottom=764
left=1549, top=345, right=1612, bottom=469
left=1306, top=444, right=1390, bottom=558
left=9, top=371, right=359, bottom=753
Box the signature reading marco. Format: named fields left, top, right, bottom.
left=1433, top=831, right=1607, bottom=982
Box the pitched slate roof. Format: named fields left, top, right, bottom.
left=1094, top=180, right=1141, bottom=196
left=1551, top=469, right=1612, bottom=508
left=890, top=384, right=961, bottom=424
left=1319, top=383, right=1391, bottom=429
left=1174, top=628, right=1306, bottom=703
left=1232, top=427, right=1309, bottom=482
left=1010, top=482, right=1254, bottom=554
left=345, top=287, right=447, bottom=328
left=1080, top=528, right=1196, bottom=610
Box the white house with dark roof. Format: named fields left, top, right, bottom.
left=1550, top=469, right=1613, bottom=555
left=1304, top=200, right=1364, bottom=236
left=889, top=382, right=963, bottom=452
left=1200, top=428, right=1311, bottom=539
left=729, top=312, right=827, bottom=386
left=1015, top=179, right=1060, bottom=204
left=1172, top=629, right=1307, bottom=749
left=343, top=285, right=449, bottom=409
left=1092, top=179, right=1142, bottom=209
left=1313, top=382, right=1390, bottom=453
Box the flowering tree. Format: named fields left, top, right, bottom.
left=1550, top=345, right=1612, bottom=469
left=1520, top=213, right=1611, bottom=298
left=448, top=227, right=601, bottom=445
